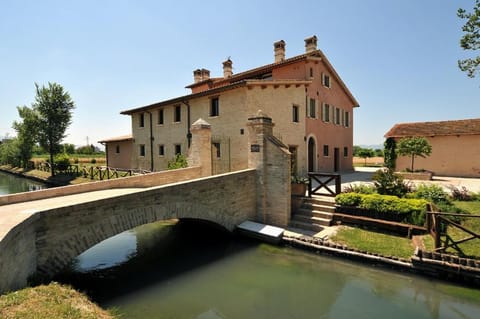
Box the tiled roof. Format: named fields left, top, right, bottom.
left=98, top=134, right=133, bottom=143
left=384, top=118, right=480, bottom=138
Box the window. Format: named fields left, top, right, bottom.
left=210, top=97, right=219, bottom=117
left=115, top=145, right=120, bottom=154
left=158, top=109, right=164, bottom=125
left=159, top=145, right=164, bottom=156
left=174, top=105, right=181, bottom=122
left=309, top=67, right=313, bottom=78
left=322, top=73, right=331, bottom=88
left=139, top=144, right=145, bottom=157
left=322, top=103, right=330, bottom=122
left=344, top=111, right=350, bottom=128
left=212, top=142, right=221, bottom=158
left=335, top=107, right=341, bottom=125
left=344, top=147, right=348, bottom=157
left=174, top=144, right=181, bottom=155
left=292, top=105, right=299, bottom=122
left=309, top=98, right=316, bottom=118
left=323, top=145, right=329, bottom=156
left=139, top=113, right=145, bottom=128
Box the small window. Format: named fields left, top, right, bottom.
left=344, top=147, right=348, bottom=157
left=292, top=105, right=299, bottom=123
left=335, top=108, right=341, bottom=125
left=309, top=67, right=313, bottom=78
left=115, top=145, right=120, bottom=154
left=322, top=73, right=331, bottom=88
left=322, top=103, right=330, bottom=122
left=210, top=97, right=219, bottom=117
left=212, top=142, right=221, bottom=158
left=345, top=111, right=350, bottom=128
left=323, top=145, right=329, bottom=157
left=309, top=98, right=316, bottom=118
left=139, top=113, right=145, bottom=128
left=174, top=144, right=181, bottom=155
left=158, top=109, right=164, bottom=125
left=174, top=105, right=181, bottom=123
left=159, top=145, right=164, bottom=156
left=139, top=144, right=146, bottom=157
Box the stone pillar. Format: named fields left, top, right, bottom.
left=247, top=110, right=291, bottom=227
left=187, top=118, right=212, bottom=177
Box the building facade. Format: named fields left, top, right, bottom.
left=98, top=135, right=133, bottom=169
left=384, top=118, right=480, bottom=177
left=119, top=35, right=359, bottom=175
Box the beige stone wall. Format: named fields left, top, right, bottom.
left=395, top=135, right=480, bottom=177
left=245, top=85, right=307, bottom=175
left=105, top=140, right=133, bottom=169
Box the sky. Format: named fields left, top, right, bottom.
left=0, top=0, right=478, bottom=148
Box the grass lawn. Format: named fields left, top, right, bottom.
left=0, top=282, right=116, bottom=319
left=330, top=226, right=415, bottom=259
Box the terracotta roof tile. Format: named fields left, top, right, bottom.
left=384, top=118, right=480, bottom=138
left=98, top=134, right=133, bottom=143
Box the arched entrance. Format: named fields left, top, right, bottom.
left=308, top=137, right=316, bottom=172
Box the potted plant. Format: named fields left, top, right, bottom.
left=291, top=175, right=309, bottom=196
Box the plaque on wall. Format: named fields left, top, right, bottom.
left=250, top=144, right=260, bottom=152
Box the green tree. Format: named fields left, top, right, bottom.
left=374, top=148, right=384, bottom=157
left=62, top=143, right=76, bottom=154
left=352, top=145, right=362, bottom=157
left=0, top=138, right=21, bottom=167
left=458, top=0, right=480, bottom=78
left=33, top=83, right=75, bottom=176
left=12, top=106, right=39, bottom=168
left=396, top=137, right=432, bottom=172
left=357, top=148, right=374, bottom=166
left=383, top=138, right=397, bottom=170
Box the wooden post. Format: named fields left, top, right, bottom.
left=434, top=214, right=441, bottom=249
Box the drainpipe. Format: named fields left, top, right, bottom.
left=146, top=111, right=154, bottom=171
left=182, top=100, right=192, bottom=148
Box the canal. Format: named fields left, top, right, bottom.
left=0, top=170, right=47, bottom=195
left=55, top=220, right=480, bottom=319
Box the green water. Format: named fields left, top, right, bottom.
left=56, top=220, right=480, bottom=319
left=0, top=170, right=47, bottom=195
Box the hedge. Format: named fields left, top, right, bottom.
left=335, top=193, right=428, bottom=226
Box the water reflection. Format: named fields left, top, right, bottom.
left=0, top=171, right=48, bottom=195
left=56, top=220, right=480, bottom=319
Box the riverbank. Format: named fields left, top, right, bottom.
left=0, top=282, right=116, bottom=319
left=0, top=165, right=91, bottom=186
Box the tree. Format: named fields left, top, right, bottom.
left=458, top=0, right=480, bottom=78
left=0, top=138, right=21, bottom=167
left=383, top=137, right=397, bottom=170
left=357, top=148, right=374, bottom=166
left=12, top=106, right=39, bottom=168
left=396, top=137, right=432, bottom=172
left=33, top=82, right=75, bottom=176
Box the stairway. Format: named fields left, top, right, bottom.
left=290, top=195, right=335, bottom=232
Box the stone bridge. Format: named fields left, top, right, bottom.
left=0, top=113, right=291, bottom=293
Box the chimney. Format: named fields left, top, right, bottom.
left=200, top=68, right=210, bottom=81
left=304, top=35, right=318, bottom=53
left=223, top=58, right=233, bottom=78
left=193, top=69, right=202, bottom=83
left=274, top=40, right=286, bottom=62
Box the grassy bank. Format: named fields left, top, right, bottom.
left=0, top=282, right=116, bottom=319
left=0, top=165, right=92, bottom=185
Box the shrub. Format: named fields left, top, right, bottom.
left=412, top=184, right=449, bottom=204
left=342, top=183, right=376, bottom=194
left=335, top=192, right=428, bottom=226
left=167, top=154, right=188, bottom=170
left=90, top=158, right=97, bottom=164
left=450, top=186, right=473, bottom=201
left=335, top=193, right=362, bottom=206
left=54, top=153, right=70, bottom=170
left=73, top=157, right=79, bottom=164
left=372, top=169, right=411, bottom=197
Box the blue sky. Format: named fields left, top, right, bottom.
left=0, top=0, right=478, bottom=147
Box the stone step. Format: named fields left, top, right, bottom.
left=289, top=220, right=325, bottom=232
left=291, top=214, right=332, bottom=227
left=295, top=208, right=333, bottom=220
left=300, top=203, right=335, bottom=213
